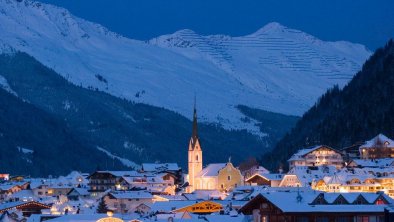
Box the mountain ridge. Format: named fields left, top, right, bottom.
left=0, top=0, right=371, bottom=136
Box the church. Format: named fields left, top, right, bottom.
left=186, top=106, right=243, bottom=193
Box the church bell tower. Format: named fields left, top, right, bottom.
left=187, top=103, right=202, bottom=193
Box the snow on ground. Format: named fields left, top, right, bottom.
left=0, top=74, right=18, bottom=96
left=97, top=146, right=140, bottom=169
left=0, top=0, right=372, bottom=135
left=17, top=146, right=34, bottom=154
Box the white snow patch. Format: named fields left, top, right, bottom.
left=17, top=146, right=34, bottom=154
left=97, top=146, right=139, bottom=169
left=0, top=75, right=17, bottom=96
left=123, top=141, right=144, bottom=155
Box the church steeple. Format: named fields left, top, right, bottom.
left=187, top=99, right=203, bottom=193
left=191, top=101, right=198, bottom=146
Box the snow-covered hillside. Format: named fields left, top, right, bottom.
left=0, top=0, right=371, bottom=134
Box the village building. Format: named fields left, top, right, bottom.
left=0, top=201, right=51, bottom=217
left=66, top=188, right=91, bottom=201
left=0, top=174, right=9, bottom=181
left=245, top=173, right=283, bottom=187
left=288, top=145, right=344, bottom=169
left=87, top=171, right=138, bottom=193
left=140, top=163, right=182, bottom=184
left=0, top=184, right=22, bottom=201
left=103, top=191, right=153, bottom=214
left=186, top=106, right=243, bottom=193
left=279, top=165, right=338, bottom=187
left=359, top=134, right=394, bottom=159
left=239, top=190, right=391, bottom=222
left=347, top=158, right=394, bottom=168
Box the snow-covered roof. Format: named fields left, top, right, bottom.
left=10, top=190, right=34, bottom=199
left=149, top=201, right=197, bottom=213
left=95, top=170, right=139, bottom=177
left=107, top=191, right=153, bottom=200
left=243, top=191, right=391, bottom=213
left=288, top=145, right=339, bottom=162
left=350, top=158, right=394, bottom=168
left=191, top=190, right=226, bottom=200
left=142, top=163, right=180, bottom=172
left=68, top=188, right=90, bottom=196
left=285, top=166, right=338, bottom=186
left=196, top=163, right=226, bottom=177
left=0, top=184, right=18, bottom=191
left=360, top=134, right=394, bottom=149
left=35, top=213, right=137, bottom=222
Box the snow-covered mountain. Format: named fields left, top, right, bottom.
left=0, top=0, right=371, bottom=134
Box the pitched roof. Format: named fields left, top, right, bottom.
left=107, top=191, right=153, bottom=199
left=196, top=164, right=226, bottom=177
left=240, top=191, right=391, bottom=214
left=360, top=133, right=394, bottom=149
left=288, top=145, right=339, bottom=161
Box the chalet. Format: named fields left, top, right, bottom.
left=239, top=191, right=391, bottom=222
left=0, top=201, right=51, bottom=217
left=47, top=185, right=73, bottom=197
left=359, top=134, right=394, bottom=159
left=87, top=171, right=137, bottom=193
left=279, top=165, right=337, bottom=187
left=241, top=165, right=270, bottom=179
left=288, top=145, right=344, bottom=169
left=66, top=188, right=90, bottom=201
left=0, top=184, right=22, bottom=201
left=103, top=191, right=153, bottom=214
left=245, top=173, right=283, bottom=187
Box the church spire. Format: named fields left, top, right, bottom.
left=192, top=97, right=198, bottom=143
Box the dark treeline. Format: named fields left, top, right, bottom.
left=262, top=39, right=394, bottom=171
left=0, top=52, right=287, bottom=176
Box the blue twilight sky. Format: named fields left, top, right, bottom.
left=41, top=0, right=394, bottom=50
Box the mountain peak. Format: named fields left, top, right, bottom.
left=252, top=22, right=288, bottom=35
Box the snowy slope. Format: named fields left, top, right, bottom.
left=0, top=0, right=371, bottom=134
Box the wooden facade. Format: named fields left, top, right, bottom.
left=173, top=201, right=223, bottom=214
left=245, top=174, right=271, bottom=186
left=0, top=201, right=51, bottom=217
left=239, top=194, right=386, bottom=222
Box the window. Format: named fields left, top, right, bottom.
left=376, top=199, right=385, bottom=205
left=228, top=175, right=231, bottom=181
left=196, top=155, right=199, bottom=161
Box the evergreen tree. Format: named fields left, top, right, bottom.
left=96, top=198, right=109, bottom=214
left=262, top=39, right=394, bottom=171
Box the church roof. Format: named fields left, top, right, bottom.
left=196, top=164, right=226, bottom=177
